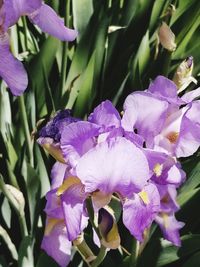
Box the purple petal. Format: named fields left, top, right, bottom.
left=123, top=183, right=160, bottom=241
left=51, top=162, right=68, bottom=189
left=88, top=100, right=121, bottom=129
left=176, top=101, right=200, bottom=157
left=44, top=189, right=63, bottom=219
left=155, top=213, right=184, bottom=246
left=0, top=34, right=28, bottom=95
left=3, top=0, right=42, bottom=29
left=181, top=87, right=200, bottom=103
left=28, top=4, right=77, bottom=41
left=76, top=137, right=149, bottom=196
left=148, top=76, right=183, bottom=105
left=122, top=92, right=169, bottom=145
left=61, top=121, right=100, bottom=167
left=41, top=219, right=71, bottom=267
left=61, top=183, right=88, bottom=241
left=157, top=184, right=179, bottom=213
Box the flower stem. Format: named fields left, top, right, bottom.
left=18, top=95, right=33, bottom=166
left=91, top=245, right=107, bottom=267
left=86, top=198, right=101, bottom=239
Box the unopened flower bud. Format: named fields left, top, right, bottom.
left=158, top=22, right=176, bottom=51
left=173, top=56, right=197, bottom=93
left=6, top=184, right=25, bottom=214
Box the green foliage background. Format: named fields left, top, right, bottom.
left=0, top=0, right=200, bottom=266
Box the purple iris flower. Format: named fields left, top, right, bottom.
left=122, top=76, right=200, bottom=157
left=61, top=136, right=160, bottom=243
left=0, top=0, right=77, bottom=95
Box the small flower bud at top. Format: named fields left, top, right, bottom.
left=158, top=22, right=176, bottom=52
left=173, top=56, right=197, bottom=93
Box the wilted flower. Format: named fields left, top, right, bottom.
left=0, top=0, right=77, bottom=95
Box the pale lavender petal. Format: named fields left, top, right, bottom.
left=148, top=76, right=183, bottom=105
left=44, top=189, right=63, bottom=219
left=155, top=213, right=184, bottom=246
left=61, top=121, right=100, bottom=167
left=76, top=137, right=149, bottom=196
left=41, top=219, right=71, bottom=267
left=0, top=34, right=28, bottom=95
left=88, top=100, right=121, bottom=129
left=3, top=0, right=42, bottom=29
left=181, top=87, right=200, bottom=103
left=123, top=183, right=160, bottom=241
left=28, top=4, right=77, bottom=41
left=51, top=162, right=68, bottom=189
left=122, top=92, right=169, bottom=145
left=157, top=184, right=179, bottom=212
left=176, top=102, right=200, bottom=157
left=61, top=183, right=88, bottom=241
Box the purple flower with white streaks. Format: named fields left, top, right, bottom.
left=0, top=0, right=77, bottom=95
left=122, top=75, right=200, bottom=157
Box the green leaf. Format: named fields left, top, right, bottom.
left=36, top=252, right=59, bottom=267
left=72, top=0, right=93, bottom=40
left=182, top=251, right=200, bottom=267
left=18, top=236, right=34, bottom=267
left=21, top=160, right=41, bottom=231
left=73, top=52, right=96, bottom=117
left=28, top=37, right=60, bottom=116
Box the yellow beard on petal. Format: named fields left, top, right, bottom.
left=153, top=163, right=163, bottom=177
left=166, top=131, right=179, bottom=144
left=56, top=176, right=81, bottom=196
left=138, top=190, right=150, bottom=205
left=44, top=218, right=64, bottom=236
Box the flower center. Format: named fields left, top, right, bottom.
left=166, top=131, right=179, bottom=144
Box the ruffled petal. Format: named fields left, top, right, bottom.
left=61, top=121, right=100, bottom=167
left=41, top=218, right=71, bottom=267
left=76, top=137, right=149, bottom=196
left=122, top=92, right=169, bottom=145
left=28, top=4, right=77, bottom=41
left=0, top=34, right=28, bottom=95
left=88, top=100, right=121, bottom=129
left=123, top=183, right=160, bottom=241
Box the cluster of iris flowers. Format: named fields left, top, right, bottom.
left=37, top=76, right=200, bottom=267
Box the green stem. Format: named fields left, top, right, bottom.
left=75, top=239, right=96, bottom=265
left=91, top=245, right=107, bottom=267
left=86, top=198, right=101, bottom=239
left=22, top=17, right=29, bottom=51
left=129, top=239, right=140, bottom=267
left=161, top=50, right=172, bottom=77
left=60, top=0, right=70, bottom=97
left=18, top=95, right=33, bottom=166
